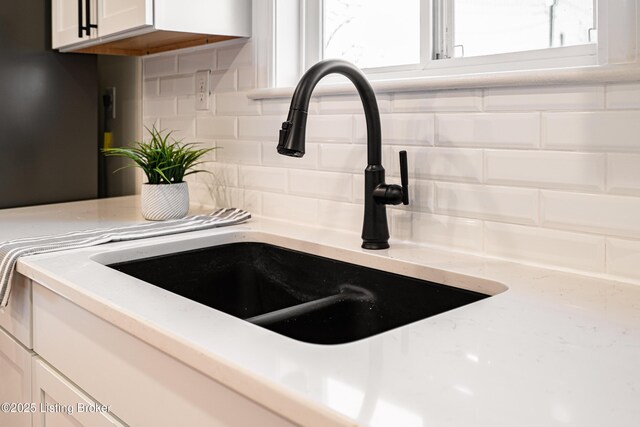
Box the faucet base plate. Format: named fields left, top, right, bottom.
left=362, top=241, right=390, bottom=250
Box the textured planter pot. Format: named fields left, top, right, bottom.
left=141, top=182, right=189, bottom=221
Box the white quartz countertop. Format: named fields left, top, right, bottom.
left=4, top=197, right=640, bottom=427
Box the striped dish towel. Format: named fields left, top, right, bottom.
left=0, top=208, right=250, bottom=308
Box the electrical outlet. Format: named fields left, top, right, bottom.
left=196, top=92, right=208, bottom=110
left=195, top=70, right=210, bottom=111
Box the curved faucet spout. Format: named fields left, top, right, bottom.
left=278, top=60, right=381, bottom=164
left=277, top=59, right=409, bottom=250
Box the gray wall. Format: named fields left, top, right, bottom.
left=0, top=0, right=98, bottom=209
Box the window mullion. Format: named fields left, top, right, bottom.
left=303, top=0, right=322, bottom=72
left=433, top=0, right=454, bottom=60
left=420, top=0, right=432, bottom=66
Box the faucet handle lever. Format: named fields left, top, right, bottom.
left=399, top=150, right=409, bottom=205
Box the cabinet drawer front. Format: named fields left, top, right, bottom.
left=0, top=273, right=32, bottom=348
left=0, top=326, right=32, bottom=427
left=33, top=284, right=297, bottom=427
left=32, top=357, right=126, bottom=427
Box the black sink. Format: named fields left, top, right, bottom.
left=107, top=242, right=490, bottom=345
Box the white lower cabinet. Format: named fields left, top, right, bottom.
left=1, top=279, right=296, bottom=427
left=0, top=326, right=32, bottom=427
left=32, top=357, right=126, bottom=427
left=33, top=283, right=297, bottom=427
left=0, top=273, right=33, bottom=348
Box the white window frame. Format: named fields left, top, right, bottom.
left=256, top=0, right=640, bottom=90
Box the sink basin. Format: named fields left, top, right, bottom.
left=107, top=242, right=491, bottom=344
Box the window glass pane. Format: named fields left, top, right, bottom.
left=453, top=0, right=594, bottom=58
left=323, top=0, right=420, bottom=69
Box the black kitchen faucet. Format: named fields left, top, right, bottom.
left=277, top=59, right=409, bottom=249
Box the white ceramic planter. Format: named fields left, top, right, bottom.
left=140, top=182, right=189, bottom=221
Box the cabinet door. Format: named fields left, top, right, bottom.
left=0, top=327, right=33, bottom=427
left=98, top=0, right=153, bottom=38
left=32, top=357, right=126, bottom=427
left=0, top=274, right=33, bottom=348
left=52, top=0, right=98, bottom=49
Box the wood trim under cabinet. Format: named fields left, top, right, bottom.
left=73, top=30, right=239, bottom=56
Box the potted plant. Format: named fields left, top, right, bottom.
left=103, top=126, right=214, bottom=220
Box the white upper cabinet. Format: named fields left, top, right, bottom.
left=51, top=0, right=251, bottom=56
left=98, top=0, right=153, bottom=39
left=52, top=0, right=97, bottom=49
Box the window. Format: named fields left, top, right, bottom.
left=447, top=0, right=595, bottom=58
left=262, top=1, right=639, bottom=88
left=322, top=0, right=421, bottom=69
left=303, top=0, right=599, bottom=78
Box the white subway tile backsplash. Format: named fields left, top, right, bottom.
left=542, top=190, right=640, bottom=238
left=390, top=147, right=483, bottom=182
left=317, top=200, right=362, bottom=232
left=484, top=85, right=605, bottom=111
left=177, top=96, right=197, bottom=116
left=238, top=166, right=288, bottom=192
left=289, top=170, right=353, bottom=202
left=187, top=181, right=215, bottom=206
left=238, top=116, right=282, bottom=140
left=144, top=97, right=176, bottom=118
left=353, top=174, right=365, bottom=203
left=392, top=211, right=484, bottom=251
left=144, top=79, right=159, bottom=97
left=262, top=193, right=318, bottom=224
left=144, top=55, right=177, bottom=77
left=262, top=142, right=318, bottom=169
left=407, top=179, right=434, bottom=212
left=208, top=163, right=238, bottom=187
left=158, top=117, right=195, bottom=138
left=306, top=114, right=353, bottom=142
left=196, top=143, right=217, bottom=169
left=197, top=116, right=238, bottom=139
left=216, top=92, right=261, bottom=115
left=211, top=70, right=238, bottom=93
left=160, top=75, right=195, bottom=96
left=485, top=150, right=606, bottom=191
left=606, top=153, right=640, bottom=196
left=243, top=190, right=262, bottom=214
left=142, top=43, right=640, bottom=283
left=143, top=117, right=158, bottom=132
left=389, top=210, right=413, bottom=241
left=606, top=238, right=640, bottom=280
left=261, top=99, right=319, bottom=116
left=318, top=94, right=391, bottom=114
left=606, top=83, right=640, bottom=109
left=262, top=99, right=293, bottom=116
left=392, top=90, right=482, bottom=112
left=178, top=50, right=216, bottom=74
left=318, top=144, right=367, bottom=173
left=485, top=222, right=605, bottom=272
left=437, top=113, right=540, bottom=148
left=209, top=186, right=244, bottom=210
left=543, top=111, right=640, bottom=151
left=237, top=66, right=256, bottom=90
left=215, top=140, right=262, bottom=164
left=435, top=183, right=539, bottom=224
left=354, top=114, right=435, bottom=146
left=217, top=43, right=253, bottom=70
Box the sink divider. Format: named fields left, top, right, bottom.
left=246, top=293, right=353, bottom=327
